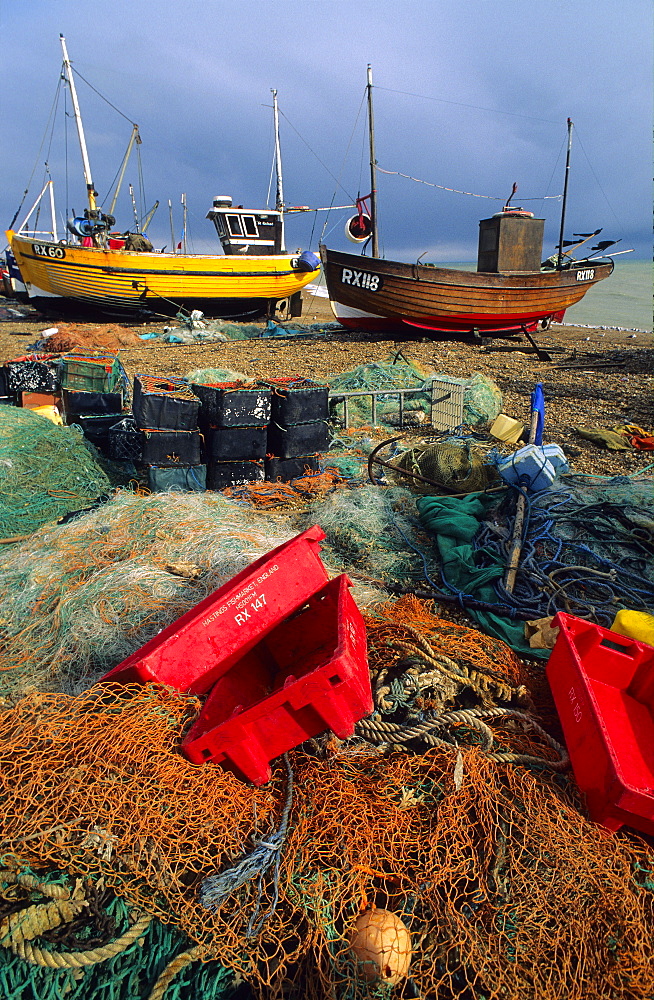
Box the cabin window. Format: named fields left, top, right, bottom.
left=242, top=216, right=258, bottom=237
left=215, top=216, right=227, bottom=236
left=226, top=215, right=244, bottom=236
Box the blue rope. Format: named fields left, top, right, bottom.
left=471, top=481, right=654, bottom=626
left=200, top=755, right=293, bottom=937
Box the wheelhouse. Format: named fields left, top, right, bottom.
left=207, top=196, right=284, bottom=255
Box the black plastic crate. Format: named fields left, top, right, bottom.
left=133, top=375, right=200, bottom=431
left=264, top=378, right=329, bottom=425
left=204, top=425, right=268, bottom=461
left=192, top=382, right=271, bottom=428
left=265, top=454, right=320, bottom=482
left=141, top=429, right=202, bottom=467
left=107, top=417, right=143, bottom=462
left=7, top=358, right=59, bottom=393
left=206, top=460, right=265, bottom=490
left=267, top=419, right=330, bottom=459
left=62, top=389, right=123, bottom=417
left=69, top=412, right=125, bottom=439
left=147, top=465, right=207, bottom=493
left=0, top=367, right=11, bottom=397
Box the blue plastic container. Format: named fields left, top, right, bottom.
left=497, top=444, right=557, bottom=492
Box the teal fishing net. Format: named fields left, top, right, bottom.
left=0, top=883, right=238, bottom=1000
left=0, top=407, right=112, bottom=540
left=162, top=317, right=329, bottom=344
left=417, top=472, right=654, bottom=656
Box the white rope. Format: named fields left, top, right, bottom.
left=377, top=166, right=562, bottom=201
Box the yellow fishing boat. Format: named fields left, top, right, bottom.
left=6, top=37, right=319, bottom=320
left=6, top=229, right=320, bottom=320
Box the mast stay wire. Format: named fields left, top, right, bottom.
left=278, top=106, right=360, bottom=207
left=374, top=85, right=617, bottom=224
left=270, top=95, right=366, bottom=246
left=8, top=72, right=64, bottom=230
left=573, top=127, right=622, bottom=226
left=534, top=133, right=567, bottom=220
left=375, top=165, right=562, bottom=202
left=316, top=87, right=369, bottom=244
left=65, top=63, right=149, bottom=225
left=374, top=83, right=562, bottom=125
left=67, top=66, right=138, bottom=127
left=259, top=97, right=358, bottom=249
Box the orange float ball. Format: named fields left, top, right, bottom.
left=349, top=907, right=412, bottom=985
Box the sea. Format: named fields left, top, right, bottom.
left=560, top=258, right=651, bottom=333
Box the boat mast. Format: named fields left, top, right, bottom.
left=271, top=88, right=286, bottom=252
left=168, top=200, right=176, bottom=252
left=556, top=118, right=573, bottom=268
left=367, top=64, right=379, bottom=257
left=59, top=34, right=98, bottom=215
left=109, top=124, right=140, bottom=218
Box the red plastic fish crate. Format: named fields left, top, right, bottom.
left=101, top=525, right=330, bottom=694
left=181, top=574, right=372, bottom=785
left=546, top=612, right=654, bottom=835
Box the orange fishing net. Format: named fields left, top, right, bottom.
left=222, top=469, right=348, bottom=508
left=365, top=593, right=527, bottom=686
left=43, top=324, right=143, bottom=352
left=0, top=672, right=652, bottom=998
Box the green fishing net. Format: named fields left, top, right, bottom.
left=328, top=359, right=502, bottom=429
left=0, top=407, right=111, bottom=540
left=305, top=483, right=440, bottom=588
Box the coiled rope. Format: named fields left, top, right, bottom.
left=357, top=707, right=569, bottom=771
left=200, top=754, right=293, bottom=937
left=2, top=901, right=152, bottom=968
left=0, top=870, right=72, bottom=900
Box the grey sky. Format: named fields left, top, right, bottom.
left=2, top=0, right=651, bottom=262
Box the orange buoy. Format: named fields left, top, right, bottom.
left=349, top=907, right=412, bottom=985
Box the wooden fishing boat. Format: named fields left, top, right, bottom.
left=320, top=246, right=614, bottom=334
left=5, top=39, right=319, bottom=320
left=321, top=68, right=616, bottom=337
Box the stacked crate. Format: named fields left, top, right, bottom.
left=263, top=377, right=330, bottom=481
left=0, top=366, right=13, bottom=406
left=5, top=354, right=61, bottom=410
left=59, top=352, right=125, bottom=453
left=191, top=381, right=271, bottom=490
left=132, top=375, right=204, bottom=491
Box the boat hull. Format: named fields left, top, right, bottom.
left=6, top=233, right=320, bottom=319
left=320, top=246, right=614, bottom=334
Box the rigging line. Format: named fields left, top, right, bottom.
left=278, top=107, right=358, bottom=204
left=376, top=166, right=562, bottom=201
left=373, top=84, right=561, bottom=124
left=317, top=88, right=368, bottom=243
left=137, top=144, right=147, bottom=223
left=572, top=127, right=622, bottom=226
left=66, top=65, right=137, bottom=126
left=537, top=133, right=567, bottom=213
left=9, top=75, right=65, bottom=229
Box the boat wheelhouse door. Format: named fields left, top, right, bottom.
left=206, top=196, right=284, bottom=255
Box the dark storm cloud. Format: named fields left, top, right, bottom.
left=2, top=0, right=650, bottom=261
